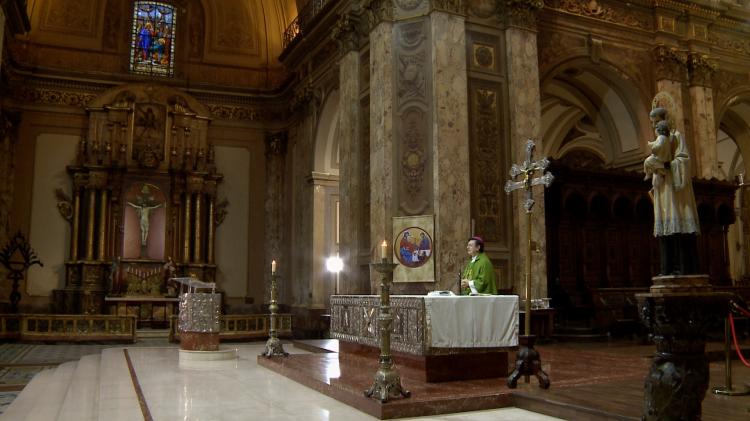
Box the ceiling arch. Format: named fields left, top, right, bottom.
left=541, top=60, right=651, bottom=169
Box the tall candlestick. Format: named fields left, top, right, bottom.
left=271, top=259, right=277, bottom=274
left=380, top=240, right=387, bottom=260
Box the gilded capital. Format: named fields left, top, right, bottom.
left=501, top=0, right=544, bottom=29
left=332, top=12, right=362, bottom=54
left=653, top=45, right=688, bottom=82
left=687, top=53, right=716, bottom=88
left=186, top=176, right=205, bottom=194
left=73, top=173, right=88, bottom=190
left=88, top=171, right=108, bottom=189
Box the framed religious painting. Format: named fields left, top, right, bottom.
left=392, top=215, right=435, bottom=283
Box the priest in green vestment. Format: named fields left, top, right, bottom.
left=460, top=236, right=498, bottom=295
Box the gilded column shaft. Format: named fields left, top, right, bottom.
left=71, top=189, right=81, bottom=260
left=193, top=193, right=202, bottom=262
left=207, top=198, right=215, bottom=264
left=86, top=188, right=96, bottom=261
left=97, top=189, right=108, bottom=261
left=183, top=193, right=192, bottom=263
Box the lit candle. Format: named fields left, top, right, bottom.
left=380, top=240, right=387, bottom=260
left=271, top=259, right=277, bottom=274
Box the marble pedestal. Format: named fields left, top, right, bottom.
left=637, top=275, right=732, bottom=420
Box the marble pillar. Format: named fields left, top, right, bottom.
left=430, top=11, right=471, bottom=289
left=504, top=2, right=547, bottom=299
left=334, top=12, right=367, bottom=294
left=368, top=17, right=396, bottom=291
left=368, top=1, right=471, bottom=292
left=688, top=53, right=718, bottom=179
left=265, top=133, right=286, bottom=304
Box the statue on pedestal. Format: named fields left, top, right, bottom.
left=644, top=100, right=700, bottom=275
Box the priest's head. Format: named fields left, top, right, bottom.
left=466, top=236, right=484, bottom=256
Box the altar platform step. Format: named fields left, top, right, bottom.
left=262, top=339, right=750, bottom=420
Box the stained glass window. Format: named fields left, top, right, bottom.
left=130, top=1, right=176, bottom=77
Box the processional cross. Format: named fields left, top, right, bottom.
left=504, top=138, right=553, bottom=389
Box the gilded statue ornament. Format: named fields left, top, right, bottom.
left=215, top=198, right=229, bottom=226
left=54, top=188, right=73, bottom=221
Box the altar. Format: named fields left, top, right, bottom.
left=330, top=295, right=518, bottom=382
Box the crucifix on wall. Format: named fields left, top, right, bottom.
left=125, top=183, right=166, bottom=259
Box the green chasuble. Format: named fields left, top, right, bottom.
left=461, top=252, right=497, bottom=295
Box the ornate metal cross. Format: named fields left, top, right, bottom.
left=504, top=139, right=554, bottom=213
left=504, top=138, right=553, bottom=390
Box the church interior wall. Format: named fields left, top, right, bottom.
left=26, top=133, right=79, bottom=298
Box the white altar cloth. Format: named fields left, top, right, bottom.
left=424, top=295, right=518, bottom=348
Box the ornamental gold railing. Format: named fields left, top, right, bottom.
left=0, top=314, right=136, bottom=342
left=283, top=0, right=338, bottom=50
left=169, top=314, right=293, bottom=342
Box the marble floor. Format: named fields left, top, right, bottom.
left=1, top=342, right=564, bottom=421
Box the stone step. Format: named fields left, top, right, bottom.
left=56, top=354, right=101, bottom=421
left=0, top=367, right=55, bottom=420
left=136, top=328, right=171, bottom=339
left=97, top=348, right=144, bottom=421
left=22, top=361, right=77, bottom=421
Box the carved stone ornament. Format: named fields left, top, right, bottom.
left=502, top=0, right=544, bottom=28
left=265, top=132, right=288, bottom=156
left=432, top=0, right=465, bottom=14
left=363, top=0, right=395, bottom=28
left=687, top=53, right=716, bottom=88
left=396, top=0, right=422, bottom=10
left=653, top=45, right=688, bottom=82
left=468, top=0, right=497, bottom=18
left=331, top=12, right=362, bottom=54
left=472, top=88, right=503, bottom=242
left=545, top=0, right=652, bottom=31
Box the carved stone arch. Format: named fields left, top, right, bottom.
left=313, top=89, right=340, bottom=175
left=541, top=56, right=652, bottom=169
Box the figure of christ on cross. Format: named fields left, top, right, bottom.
left=127, top=200, right=163, bottom=247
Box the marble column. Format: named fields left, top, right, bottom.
left=265, top=133, right=286, bottom=303
left=333, top=11, right=366, bottom=294
left=503, top=0, right=547, bottom=299
left=688, top=53, right=718, bottom=179
left=368, top=8, right=396, bottom=293
left=366, top=0, right=471, bottom=291
left=430, top=8, right=471, bottom=288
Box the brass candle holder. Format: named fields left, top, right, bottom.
left=261, top=272, right=288, bottom=358
left=364, top=258, right=410, bottom=402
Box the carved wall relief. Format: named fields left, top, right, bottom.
left=395, top=19, right=432, bottom=216
left=132, top=104, right=166, bottom=168
left=470, top=86, right=507, bottom=244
